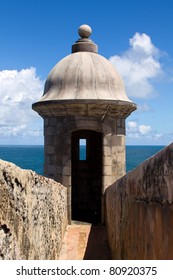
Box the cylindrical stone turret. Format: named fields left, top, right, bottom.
left=32, top=24, right=137, bottom=224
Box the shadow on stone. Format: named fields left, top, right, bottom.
left=83, top=225, right=112, bottom=260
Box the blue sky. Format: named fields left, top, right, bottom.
left=0, top=0, right=173, bottom=145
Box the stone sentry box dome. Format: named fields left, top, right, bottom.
left=32, top=24, right=136, bottom=224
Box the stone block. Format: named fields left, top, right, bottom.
left=46, top=145, right=55, bottom=155
left=45, top=155, right=51, bottom=165
left=112, top=164, right=117, bottom=175
left=111, top=146, right=117, bottom=156
left=62, top=166, right=70, bottom=176
left=49, top=117, right=57, bottom=126
left=103, top=134, right=112, bottom=146
left=103, top=165, right=112, bottom=176
left=62, top=158, right=71, bottom=167
left=116, top=164, right=126, bottom=176
left=45, top=136, right=55, bottom=146
left=46, top=164, right=56, bottom=175
left=103, top=175, right=112, bottom=189
left=103, top=156, right=112, bottom=166
left=62, top=176, right=71, bottom=187
left=56, top=167, right=62, bottom=174
left=117, top=155, right=125, bottom=164
left=112, top=135, right=125, bottom=146
left=117, top=118, right=125, bottom=128
left=47, top=126, right=55, bottom=135
left=116, top=127, right=125, bottom=135
left=44, top=117, right=49, bottom=127
left=103, top=146, right=111, bottom=156
left=111, top=175, right=118, bottom=183
left=112, top=146, right=125, bottom=155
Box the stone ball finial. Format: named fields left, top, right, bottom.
left=78, top=24, right=92, bottom=38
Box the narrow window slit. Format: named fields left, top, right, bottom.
left=79, top=139, right=86, bottom=160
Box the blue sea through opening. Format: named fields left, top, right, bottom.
left=79, top=139, right=86, bottom=160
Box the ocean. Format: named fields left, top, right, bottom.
left=0, top=145, right=165, bottom=175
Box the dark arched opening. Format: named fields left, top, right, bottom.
left=71, top=130, right=102, bottom=224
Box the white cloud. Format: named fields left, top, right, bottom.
left=0, top=68, right=44, bottom=142
left=109, top=33, right=163, bottom=98
left=0, top=124, right=26, bottom=137
left=129, top=33, right=158, bottom=56
left=137, top=103, right=151, bottom=112
left=154, top=133, right=163, bottom=140
left=126, top=120, right=167, bottom=143
left=127, top=121, right=138, bottom=131
left=139, top=124, right=151, bottom=135
left=127, top=121, right=151, bottom=137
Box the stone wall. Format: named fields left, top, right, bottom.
left=0, top=159, right=68, bottom=260
left=105, top=143, right=173, bottom=259
left=44, top=115, right=126, bottom=187
left=44, top=115, right=126, bottom=223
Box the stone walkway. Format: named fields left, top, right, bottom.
left=59, top=223, right=111, bottom=260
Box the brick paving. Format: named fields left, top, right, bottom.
left=59, top=224, right=111, bottom=260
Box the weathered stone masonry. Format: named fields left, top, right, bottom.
left=0, top=159, right=68, bottom=260
left=105, top=142, right=173, bottom=259
left=44, top=116, right=126, bottom=185
left=43, top=115, right=126, bottom=222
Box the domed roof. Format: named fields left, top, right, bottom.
left=32, top=24, right=136, bottom=117
left=40, top=24, right=131, bottom=103
left=41, top=51, right=130, bottom=102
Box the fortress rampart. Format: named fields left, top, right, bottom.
left=105, top=142, right=173, bottom=259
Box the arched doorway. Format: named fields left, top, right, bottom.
left=71, top=130, right=102, bottom=224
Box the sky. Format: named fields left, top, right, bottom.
left=0, top=0, right=173, bottom=145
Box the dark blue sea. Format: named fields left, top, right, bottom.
left=0, top=145, right=165, bottom=175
